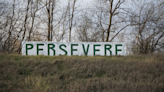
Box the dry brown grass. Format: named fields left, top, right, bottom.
left=0, top=53, right=164, bottom=92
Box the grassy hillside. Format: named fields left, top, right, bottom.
left=0, top=54, right=164, bottom=92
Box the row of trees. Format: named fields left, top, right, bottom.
left=0, top=0, right=164, bottom=54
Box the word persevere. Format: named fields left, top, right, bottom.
left=22, top=42, right=126, bottom=56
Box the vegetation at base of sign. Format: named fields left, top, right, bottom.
left=0, top=54, right=164, bottom=92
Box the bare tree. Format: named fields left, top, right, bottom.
left=45, top=0, right=55, bottom=41
left=0, top=1, right=9, bottom=52
left=17, top=0, right=31, bottom=53
left=39, top=0, right=64, bottom=41
left=130, top=1, right=164, bottom=54
left=68, top=0, right=77, bottom=42
left=1, top=0, right=16, bottom=53
left=28, top=0, right=40, bottom=41
left=76, top=12, right=102, bottom=42
left=93, top=0, right=130, bottom=42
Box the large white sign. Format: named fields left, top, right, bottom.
left=22, top=42, right=126, bottom=56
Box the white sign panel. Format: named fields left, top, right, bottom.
left=22, top=42, right=126, bottom=56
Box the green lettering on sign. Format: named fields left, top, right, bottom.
left=71, top=44, right=78, bottom=56
left=59, top=44, right=67, bottom=55
left=82, top=44, right=90, bottom=56
left=26, top=44, right=33, bottom=55
left=37, top=44, right=44, bottom=55
left=48, top=44, right=55, bottom=56
left=105, top=44, right=112, bottom=56
left=116, top=44, right=122, bottom=55
left=94, top=44, right=101, bottom=56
